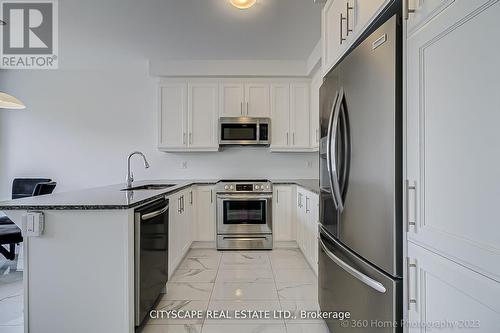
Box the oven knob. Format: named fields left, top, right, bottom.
left=266, top=185, right=270, bottom=189
left=255, top=184, right=259, bottom=190
left=224, top=185, right=229, bottom=190
left=229, top=185, right=234, bottom=190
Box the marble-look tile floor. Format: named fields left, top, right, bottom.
left=139, top=248, right=329, bottom=333
left=0, top=251, right=24, bottom=333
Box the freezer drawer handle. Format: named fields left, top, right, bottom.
left=141, top=204, right=169, bottom=221
left=319, top=238, right=387, bottom=293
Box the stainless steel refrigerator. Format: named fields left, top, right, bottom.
left=318, top=3, right=403, bottom=332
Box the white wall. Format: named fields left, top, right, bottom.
left=0, top=0, right=320, bottom=200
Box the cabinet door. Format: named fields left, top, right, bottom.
left=352, top=0, right=387, bottom=34
left=220, top=82, right=244, bottom=117
left=295, top=188, right=306, bottom=251
left=310, top=72, right=322, bottom=149
left=159, top=83, right=187, bottom=148
left=270, top=83, right=291, bottom=149
left=188, top=82, right=219, bottom=148
left=406, top=0, right=500, bottom=282
left=245, top=83, right=270, bottom=117
left=407, top=242, right=500, bottom=332
left=273, top=185, right=293, bottom=241
left=290, top=83, right=310, bottom=148
left=194, top=185, right=216, bottom=242
left=322, top=0, right=349, bottom=73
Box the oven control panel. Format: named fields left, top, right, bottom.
left=217, top=181, right=272, bottom=193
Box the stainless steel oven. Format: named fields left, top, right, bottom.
left=216, top=180, right=273, bottom=250
left=219, top=117, right=270, bottom=146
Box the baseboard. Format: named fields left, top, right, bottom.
left=191, top=241, right=216, bottom=249
left=273, top=241, right=299, bottom=248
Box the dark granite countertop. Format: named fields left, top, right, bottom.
left=0, top=179, right=319, bottom=211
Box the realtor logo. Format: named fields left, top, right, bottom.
left=1, top=0, right=58, bottom=69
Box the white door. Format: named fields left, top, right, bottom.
left=407, top=242, right=500, bottom=332
left=273, top=185, right=293, bottom=241
left=159, top=83, right=187, bottom=148
left=245, top=83, right=270, bottom=117
left=270, top=83, right=291, bottom=148
left=322, top=0, right=349, bottom=73
left=406, top=0, right=500, bottom=282
left=188, top=82, right=219, bottom=148
left=220, top=82, right=244, bottom=117
left=194, top=185, right=216, bottom=242
left=290, top=83, right=311, bottom=148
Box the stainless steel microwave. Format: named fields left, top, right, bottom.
left=219, top=117, right=271, bottom=146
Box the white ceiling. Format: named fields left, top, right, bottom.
left=61, top=0, right=323, bottom=62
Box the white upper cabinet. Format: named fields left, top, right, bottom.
left=245, top=83, right=270, bottom=117
left=220, top=82, right=245, bottom=117
left=290, top=83, right=310, bottom=149
left=220, top=82, right=270, bottom=117
left=406, top=0, right=500, bottom=283
left=188, top=82, right=219, bottom=148
left=159, top=80, right=219, bottom=152
left=270, top=83, right=291, bottom=149
left=270, top=82, right=312, bottom=151
left=310, top=70, right=322, bottom=149
left=322, top=0, right=389, bottom=74
left=159, top=83, right=187, bottom=149
left=323, top=0, right=349, bottom=74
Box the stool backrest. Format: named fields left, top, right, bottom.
left=12, top=178, right=53, bottom=199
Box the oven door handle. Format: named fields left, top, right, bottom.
left=217, top=194, right=273, bottom=200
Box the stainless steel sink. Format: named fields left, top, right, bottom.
left=121, top=184, right=176, bottom=191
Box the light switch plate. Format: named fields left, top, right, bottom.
left=22, top=212, right=45, bottom=237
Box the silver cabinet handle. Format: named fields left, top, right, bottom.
left=276, top=190, right=279, bottom=204
left=346, top=1, right=353, bottom=35
left=407, top=257, right=418, bottom=310
left=292, top=132, right=295, bottom=145
left=178, top=197, right=182, bottom=214
left=286, top=132, right=289, bottom=145
left=316, top=129, right=319, bottom=143
left=406, top=180, right=417, bottom=231
left=189, top=133, right=192, bottom=145
left=240, top=102, right=243, bottom=115
left=246, top=101, right=249, bottom=115
left=319, top=238, right=386, bottom=293
left=190, top=191, right=193, bottom=205
left=210, top=189, right=213, bottom=203
left=141, top=204, right=169, bottom=221
left=183, top=133, right=186, bottom=145
left=340, top=13, right=346, bottom=44
left=403, top=0, right=416, bottom=20
left=306, top=196, right=310, bottom=213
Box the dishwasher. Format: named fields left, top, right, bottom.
left=134, top=197, right=169, bottom=326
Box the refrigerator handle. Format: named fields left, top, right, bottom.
left=339, top=97, right=351, bottom=204
left=319, top=238, right=387, bottom=293
left=329, top=88, right=345, bottom=212
left=326, top=91, right=340, bottom=209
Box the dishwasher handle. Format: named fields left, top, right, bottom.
left=141, top=204, right=169, bottom=221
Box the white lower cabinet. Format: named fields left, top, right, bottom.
left=193, top=185, right=216, bottom=242
left=407, top=241, right=500, bottom=332
left=295, top=186, right=319, bottom=275
left=273, top=185, right=293, bottom=242
left=168, top=187, right=193, bottom=277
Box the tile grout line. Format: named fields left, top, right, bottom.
left=201, top=248, right=222, bottom=331
left=268, top=250, right=288, bottom=332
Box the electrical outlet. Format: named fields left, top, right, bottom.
left=182, top=161, right=188, bottom=169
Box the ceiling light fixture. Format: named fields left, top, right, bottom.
left=0, top=92, right=26, bottom=109
left=230, top=0, right=257, bottom=9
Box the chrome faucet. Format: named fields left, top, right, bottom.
left=126, top=151, right=150, bottom=188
